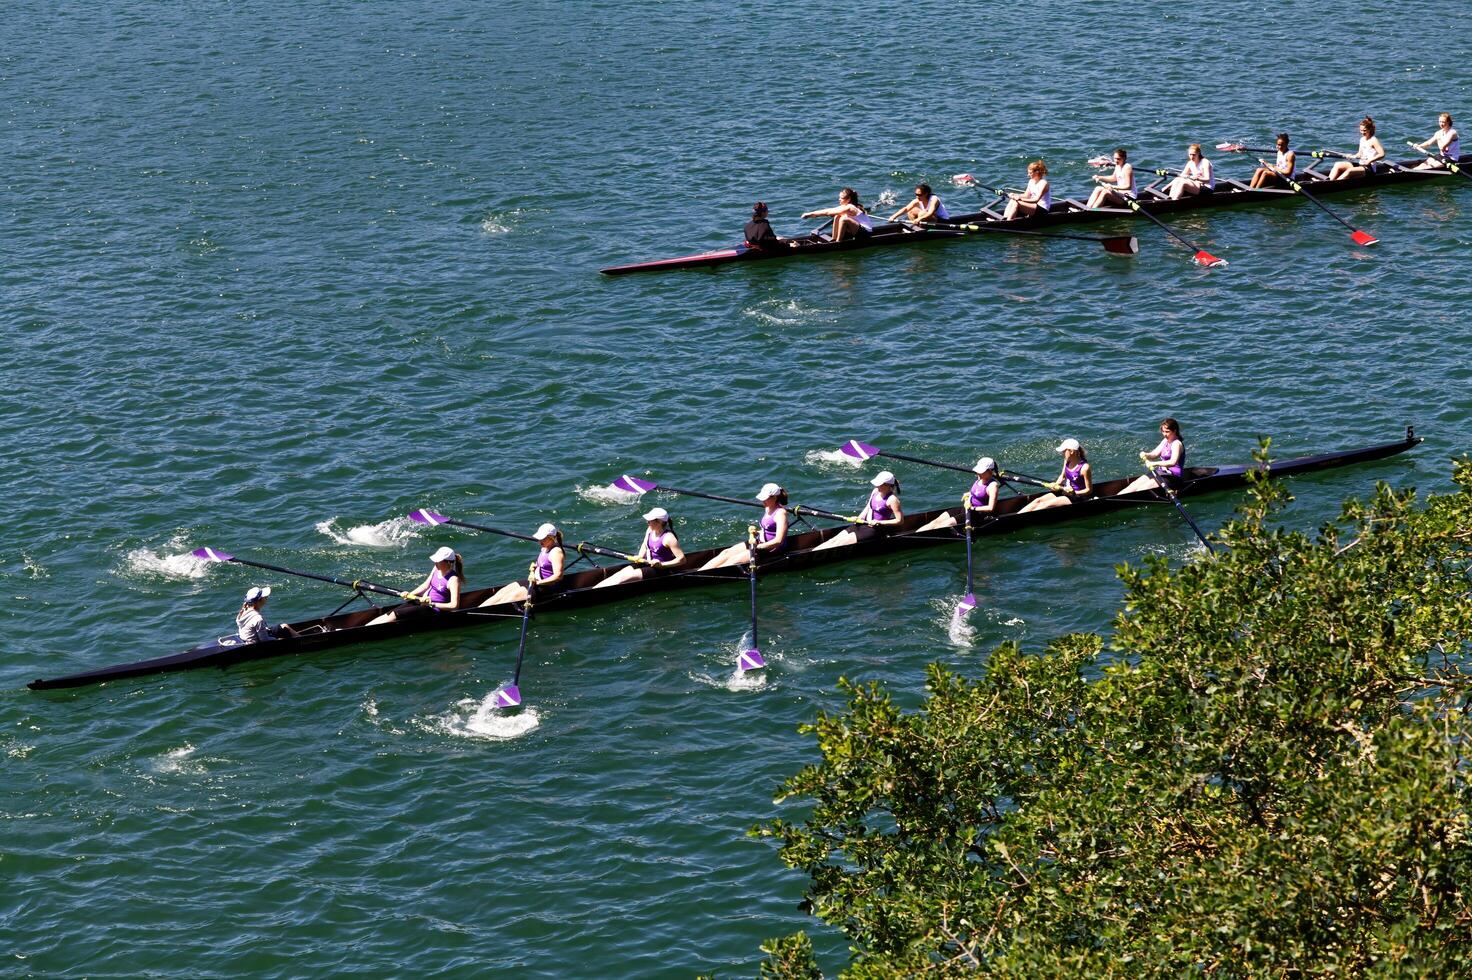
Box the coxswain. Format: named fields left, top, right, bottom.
left=1249, top=133, right=1296, bottom=189
left=1167, top=144, right=1214, bottom=199
left=1413, top=113, right=1461, bottom=170
left=743, top=201, right=794, bottom=252
left=594, top=507, right=686, bottom=588
left=1003, top=161, right=1051, bottom=219
left=235, top=586, right=298, bottom=643
left=1019, top=439, right=1094, bottom=512
left=700, top=483, right=791, bottom=570
left=801, top=188, right=873, bottom=242
left=367, top=546, right=463, bottom=624
left=887, top=183, right=950, bottom=225
left=1121, top=418, right=1187, bottom=494
left=1086, top=148, right=1136, bottom=209
left=1328, top=117, right=1386, bottom=180
left=480, top=523, right=566, bottom=606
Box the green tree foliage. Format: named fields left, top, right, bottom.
left=758, top=449, right=1472, bottom=977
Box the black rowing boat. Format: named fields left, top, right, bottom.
left=599, top=154, right=1469, bottom=274
left=29, top=431, right=1420, bottom=691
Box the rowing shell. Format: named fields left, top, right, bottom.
left=600, top=154, right=1469, bottom=275
left=28, top=431, right=1421, bottom=691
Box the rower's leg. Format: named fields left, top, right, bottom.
left=479, top=581, right=529, bottom=607
left=593, top=565, right=645, bottom=589
left=1119, top=475, right=1159, bottom=495
left=811, top=528, right=858, bottom=552
left=1017, top=493, right=1070, bottom=514
left=698, top=543, right=749, bottom=571
left=366, top=610, right=397, bottom=626
left=915, top=511, right=958, bottom=533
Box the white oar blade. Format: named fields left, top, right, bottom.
left=192, top=547, right=234, bottom=563
left=737, top=648, right=765, bottom=671
left=493, top=684, right=522, bottom=708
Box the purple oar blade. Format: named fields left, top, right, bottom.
left=957, top=593, right=977, bottom=615
left=839, top=440, right=879, bottom=463
left=493, top=684, right=522, bottom=708
left=192, top=547, right=233, bottom=562
left=409, top=509, right=448, bottom=526
left=738, top=648, right=765, bottom=671
left=609, top=474, right=657, bottom=494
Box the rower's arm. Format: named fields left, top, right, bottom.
left=879, top=495, right=904, bottom=525
left=537, top=548, right=565, bottom=585
left=434, top=576, right=462, bottom=611
left=756, top=512, right=788, bottom=551
left=662, top=536, right=686, bottom=567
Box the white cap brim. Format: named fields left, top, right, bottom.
left=973, top=457, right=996, bottom=474
left=533, top=523, right=558, bottom=539
left=642, top=508, right=669, bottom=522
left=430, top=546, right=456, bottom=563
left=244, top=585, right=271, bottom=602
left=1055, top=439, right=1081, bottom=453
left=870, top=470, right=896, bottom=487
left=755, top=483, right=782, bottom=501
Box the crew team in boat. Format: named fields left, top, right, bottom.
left=888, top=184, right=949, bottom=225
left=1019, top=439, right=1093, bottom=511
left=368, top=547, right=464, bottom=624
left=595, top=507, right=686, bottom=587
left=1413, top=113, right=1460, bottom=169
left=1249, top=134, right=1296, bottom=189
left=480, top=523, right=565, bottom=606
left=1087, top=148, right=1135, bottom=209
left=1328, top=117, right=1387, bottom=180
left=236, top=586, right=298, bottom=643
left=802, top=188, right=873, bottom=242
left=1167, top=144, right=1215, bottom=199
left=1003, top=161, right=1051, bottom=219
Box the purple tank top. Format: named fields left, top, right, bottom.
left=645, top=529, right=675, bottom=562
left=1155, top=438, right=1184, bottom=477
left=759, top=510, right=780, bottom=542
left=536, top=546, right=557, bottom=580
left=968, top=477, right=994, bottom=508
left=427, top=567, right=456, bottom=604
left=867, top=488, right=896, bottom=521
left=1063, top=461, right=1087, bottom=492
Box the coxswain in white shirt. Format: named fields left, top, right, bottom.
left=235, top=586, right=298, bottom=643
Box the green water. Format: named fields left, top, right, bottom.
left=3, top=1, right=1470, bottom=974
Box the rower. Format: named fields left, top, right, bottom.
left=235, top=586, right=298, bottom=643
left=367, top=546, right=464, bottom=624
left=1167, top=144, right=1214, bottom=199
left=888, top=183, right=950, bottom=226
left=813, top=471, right=904, bottom=552
left=916, top=458, right=999, bottom=532
left=1003, top=161, right=1051, bottom=219
left=1250, top=133, right=1296, bottom=189
left=1018, top=439, right=1093, bottom=512
left=594, top=507, right=686, bottom=588
left=479, top=523, right=566, bottom=607
left=1121, top=418, right=1186, bottom=494
left=1413, top=113, right=1461, bottom=170
left=700, top=483, right=790, bottom=570
left=1328, top=117, right=1387, bottom=180
left=1086, top=148, right=1135, bottom=209
left=801, top=188, right=873, bottom=242
left=744, top=201, right=795, bottom=252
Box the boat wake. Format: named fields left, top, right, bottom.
left=315, top=515, right=419, bottom=548
left=426, top=695, right=541, bottom=740
left=742, top=298, right=836, bottom=327
left=577, top=483, right=642, bottom=506
left=123, top=537, right=211, bottom=580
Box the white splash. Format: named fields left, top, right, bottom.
left=123, top=539, right=210, bottom=580
left=315, top=515, right=418, bottom=548
left=803, top=448, right=863, bottom=468
left=22, top=554, right=49, bottom=579
left=152, top=744, right=205, bottom=775
left=430, top=695, right=541, bottom=740
left=6, top=743, right=33, bottom=760
left=480, top=215, right=511, bottom=235
left=743, top=299, right=836, bottom=327
left=874, top=189, right=897, bottom=208
left=576, top=483, right=642, bottom=506
left=726, top=668, right=768, bottom=691
left=362, top=694, right=379, bottom=718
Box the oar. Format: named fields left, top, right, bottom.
left=1215, top=142, right=1280, bottom=155
left=493, top=561, right=539, bottom=708
left=608, top=475, right=866, bottom=525
left=1405, top=140, right=1472, bottom=179
left=836, top=439, right=1054, bottom=491
left=1086, top=159, right=1227, bottom=267
left=738, top=526, right=766, bottom=672
left=1254, top=157, right=1378, bottom=246
left=1140, top=466, right=1215, bottom=553
left=409, top=509, right=651, bottom=565
left=191, top=547, right=427, bottom=603
left=956, top=508, right=977, bottom=618
left=915, top=219, right=1139, bottom=255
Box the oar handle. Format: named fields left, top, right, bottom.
left=998, top=470, right=1052, bottom=490
left=219, top=555, right=406, bottom=600
left=575, top=541, right=651, bottom=565
left=792, top=504, right=866, bottom=525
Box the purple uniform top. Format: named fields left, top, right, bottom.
left=1063, top=461, right=1088, bottom=492
left=1153, top=438, right=1184, bottom=477
left=427, top=567, right=457, bottom=604
left=968, top=477, right=997, bottom=509
left=536, top=546, right=559, bottom=580
left=867, top=488, right=896, bottom=521
left=759, top=510, right=782, bottom=543
left=645, top=529, right=676, bottom=562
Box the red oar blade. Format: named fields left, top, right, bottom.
left=1103, top=236, right=1140, bottom=255
left=1215, top=142, right=1245, bottom=152
left=1351, top=229, right=1379, bottom=247
left=1193, top=250, right=1228, bottom=268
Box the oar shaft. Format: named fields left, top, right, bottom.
left=438, top=516, right=540, bottom=544
left=656, top=483, right=764, bottom=510
left=747, top=526, right=759, bottom=650
left=221, top=555, right=403, bottom=599
left=919, top=221, right=1124, bottom=247
left=1149, top=470, right=1216, bottom=552
left=511, top=563, right=535, bottom=686
left=875, top=448, right=974, bottom=475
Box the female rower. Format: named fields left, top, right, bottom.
left=814, top=471, right=904, bottom=551
left=916, top=458, right=1001, bottom=533
left=368, top=546, right=464, bottom=624
left=1167, top=144, right=1214, bottom=199
left=1249, top=133, right=1296, bottom=189
left=479, top=523, right=566, bottom=607
left=1328, top=117, right=1386, bottom=180
left=1086, top=148, right=1135, bottom=209
left=594, top=507, right=686, bottom=588
left=1003, top=160, right=1051, bottom=219
left=1121, top=418, right=1187, bottom=494
left=235, top=586, right=298, bottom=643
left=887, top=183, right=949, bottom=225
left=1019, top=439, right=1093, bottom=512
left=1413, top=113, right=1461, bottom=170
left=700, top=483, right=790, bottom=570
left=801, top=188, right=872, bottom=242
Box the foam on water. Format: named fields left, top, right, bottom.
left=427, top=695, right=541, bottom=740
left=315, top=515, right=419, bottom=548
left=742, top=298, right=836, bottom=326
left=804, top=447, right=864, bottom=468
left=122, top=537, right=211, bottom=580
left=576, top=483, right=642, bottom=506
left=151, top=744, right=207, bottom=775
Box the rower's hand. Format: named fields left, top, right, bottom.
left=1138, top=451, right=1149, bottom=461
left=399, top=591, right=416, bottom=601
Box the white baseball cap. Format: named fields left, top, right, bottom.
left=755, top=482, right=783, bottom=501
left=870, top=470, right=896, bottom=487
left=533, top=523, right=559, bottom=540
left=430, top=546, right=456, bottom=563
left=1055, top=438, right=1081, bottom=453
left=642, top=507, right=670, bottom=522
left=244, top=585, right=271, bottom=603
left=973, top=457, right=996, bottom=474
